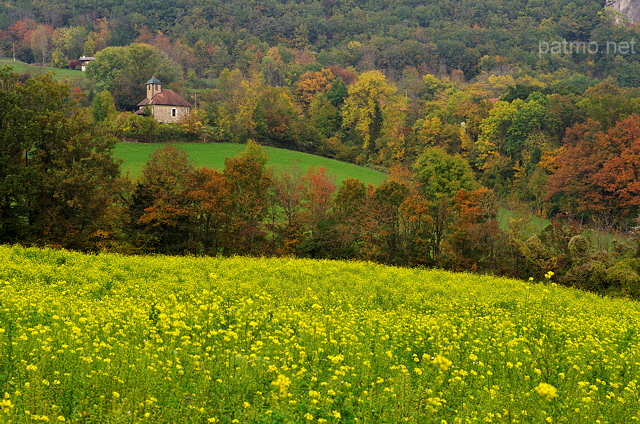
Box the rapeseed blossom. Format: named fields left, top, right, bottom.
left=271, top=374, right=291, bottom=397
left=433, top=354, right=453, bottom=371
left=535, top=383, right=558, bottom=401
left=0, top=245, right=639, bottom=423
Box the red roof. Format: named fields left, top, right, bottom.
left=137, top=89, right=192, bottom=107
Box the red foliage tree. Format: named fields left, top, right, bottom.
left=186, top=167, right=234, bottom=254
left=441, top=188, right=506, bottom=272
left=270, top=165, right=307, bottom=254
left=303, top=166, right=336, bottom=227
left=547, top=115, right=640, bottom=224
left=591, top=115, right=640, bottom=219
left=223, top=141, right=273, bottom=254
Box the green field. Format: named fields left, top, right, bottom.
left=0, top=58, right=86, bottom=81
left=497, top=208, right=550, bottom=236
left=114, top=142, right=388, bottom=186
left=1, top=245, right=640, bottom=423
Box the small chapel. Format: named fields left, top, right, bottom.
left=136, top=76, right=192, bottom=123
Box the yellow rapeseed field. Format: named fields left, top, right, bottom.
left=1, top=245, right=640, bottom=423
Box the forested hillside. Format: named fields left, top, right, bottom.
left=0, top=0, right=624, bottom=80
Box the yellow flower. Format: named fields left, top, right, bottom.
left=0, top=397, right=14, bottom=413
left=432, top=354, right=452, bottom=371
left=271, top=374, right=291, bottom=397
left=535, top=382, right=558, bottom=401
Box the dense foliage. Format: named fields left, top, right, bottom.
left=0, top=68, right=122, bottom=249
left=2, top=245, right=640, bottom=422
left=0, top=0, right=628, bottom=81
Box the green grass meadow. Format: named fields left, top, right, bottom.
left=497, top=208, right=550, bottom=236
left=1, top=245, right=640, bottom=423
left=0, top=58, right=86, bottom=81
left=114, top=142, right=388, bottom=185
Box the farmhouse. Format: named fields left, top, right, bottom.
left=78, top=56, right=95, bottom=71
left=136, top=76, right=192, bottom=124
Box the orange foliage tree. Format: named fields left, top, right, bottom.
left=547, top=115, right=640, bottom=225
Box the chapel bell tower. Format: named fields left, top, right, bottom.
left=146, top=76, right=162, bottom=100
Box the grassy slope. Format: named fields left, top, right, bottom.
left=0, top=58, right=85, bottom=81
left=114, top=142, right=388, bottom=185
left=1, top=245, right=639, bottom=422
left=497, top=208, right=550, bottom=236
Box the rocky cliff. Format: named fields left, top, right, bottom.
left=606, top=0, right=640, bottom=24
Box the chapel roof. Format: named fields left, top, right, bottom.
left=137, top=89, right=192, bottom=107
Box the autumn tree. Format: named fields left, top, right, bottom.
left=52, top=26, right=87, bottom=67
left=295, top=68, right=335, bottom=105
left=342, top=70, right=407, bottom=161
left=440, top=188, right=507, bottom=273
left=254, top=86, right=307, bottom=148
left=214, top=70, right=314, bottom=149
left=548, top=115, right=640, bottom=224
left=303, top=167, right=336, bottom=228
left=223, top=141, right=273, bottom=254
left=130, top=145, right=197, bottom=253
left=294, top=167, right=339, bottom=258
left=30, top=25, right=53, bottom=64
left=333, top=178, right=368, bottom=258
left=270, top=165, right=308, bottom=254
left=399, top=194, right=434, bottom=266
left=591, top=116, right=640, bottom=220
left=186, top=167, right=234, bottom=254
left=211, top=69, right=259, bottom=142
left=6, top=20, right=36, bottom=62
left=130, top=145, right=240, bottom=254
left=366, top=179, right=410, bottom=264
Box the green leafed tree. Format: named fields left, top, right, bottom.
left=414, top=147, right=476, bottom=201
left=0, top=68, right=38, bottom=242
left=412, top=147, right=476, bottom=260
left=0, top=70, right=122, bottom=249
left=92, top=90, right=118, bottom=124
left=86, top=43, right=183, bottom=109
